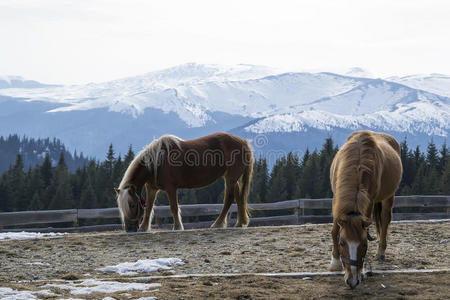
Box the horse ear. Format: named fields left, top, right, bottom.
left=114, top=188, right=120, bottom=195
left=361, top=217, right=371, bottom=228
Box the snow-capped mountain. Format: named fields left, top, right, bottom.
left=0, top=63, right=448, bottom=158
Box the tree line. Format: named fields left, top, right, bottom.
left=0, top=134, right=88, bottom=174
left=0, top=137, right=449, bottom=212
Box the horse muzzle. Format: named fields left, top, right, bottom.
left=346, top=278, right=360, bottom=289
left=125, top=221, right=139, bottom=232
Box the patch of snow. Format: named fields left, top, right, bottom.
left=137, top=297, right=157, bottom=300
left=98, top=258, right=184, bottom=275
left=0, top=287, right=55, bottom=300
left=34, top=290, right=57, bottom=296
left=44, top=279, right=161, bottom=295
left=25, top=262, right=49, bottom=266
left=0, top=232, right=66, bottom=241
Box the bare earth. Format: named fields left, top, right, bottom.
left=0, top=220, right=449, bottom=299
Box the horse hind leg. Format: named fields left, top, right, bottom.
left=167, top=188, right=184, bottom=230
left=234, top=181, right=249, bottom=228
left=211, top=180, right=234, bottom=229
left=376, top=196, right=394, bottom=260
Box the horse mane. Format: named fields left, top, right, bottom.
left=333, top=131, right=382, bottom=218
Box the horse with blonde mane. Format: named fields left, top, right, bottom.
left=329, top=130, right=402, bottom=289
left=115, top=132, right=254, bottom=232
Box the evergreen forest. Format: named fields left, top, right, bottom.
left=0, top=137, right=449, bottom=212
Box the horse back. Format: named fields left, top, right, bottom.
left=373, top=133, right=403, bottom=201
left=158, top=133, right=251, bottom=189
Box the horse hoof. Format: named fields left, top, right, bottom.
left=211, top=222, right=227, bottom=229
left=173, top=225, right=184, bottom=231
left=234, top=223, right=248, bottom=228
left=375, top=253, right=385, bottom=261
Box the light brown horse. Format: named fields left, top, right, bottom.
left=115, top=132, right=254, bottom=232
left=329, top=130, right=402, bottom=289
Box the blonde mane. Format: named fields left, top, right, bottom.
left=120, top=135, right=183, bottom=188
left=332, top=131, right=383, bottom=218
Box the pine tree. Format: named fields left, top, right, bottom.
left=399, top=139, right=417, bottom=193
left=112, top=155, right=123, bottom=188
left=41, top=153, right=52, bottom=187
left=267, top=157, right=288, bottom=201
left=426, top=141, right=439, bottom=171
left=411, top=162, right=427, bottom=194
left=57, top=151, right=66, bottom=167
left=29, top=191, right=44, bottom=210
left=49, top=154, right=74, bottom=209
left=250, top=157, right=269, bottom=203
left=0, top=175, right=9, bottom=212
left=105, top=144, right=115, bottom=177
left=318, top=138, right=337, bottom=197
left=80, top=175, right=97, bottom=209
left=297, top=151, right=321, bottom=198
left=438, top=143, right=448, bottom=174
left=284, top=152, right=301, bottom=200
left=124, top=145, right=135, bottom=167
left=10, top=154, right=26, bottom=210
left=441, top=162, right=450, bottom=194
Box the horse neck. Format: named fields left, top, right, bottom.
left=121, top=161, right=151, bottom=192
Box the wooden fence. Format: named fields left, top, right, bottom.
left=0, top=195, right=449, bottom=232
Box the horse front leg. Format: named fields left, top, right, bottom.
left=329, top=221, right=342, bottom=271
left=139, top=184, right=158, bottom=232
left=376, top=196, right=394, bottom=260
left=167, top=188, right=184, bottom=230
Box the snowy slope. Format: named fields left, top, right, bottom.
left=244, top=78, right=450, bottom=137
left=0, top=65, right=366, bottom=126
left=386, top=74, right=450, bottom=98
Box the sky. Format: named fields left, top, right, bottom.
left=0, top=0, right=449, bottom=84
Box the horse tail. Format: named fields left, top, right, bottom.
left=373, top=202, right=382, bottom=237
left=240, top=142, right=254, bottom=218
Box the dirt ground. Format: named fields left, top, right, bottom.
left=0, top=220, right=449, bottom=299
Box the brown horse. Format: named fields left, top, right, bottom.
left=329, top=130, right=402, bottom=289
left=115, top=132, right=254, bottom=232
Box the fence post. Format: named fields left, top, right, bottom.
left=298, top=199, right=305, bottom=224
left=74, top=209, right=79, bottom=227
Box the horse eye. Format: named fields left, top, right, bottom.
left=339, top=241, right=345, bottom=247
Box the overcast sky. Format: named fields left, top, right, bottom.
left=1, top=0, right=449, bottom=84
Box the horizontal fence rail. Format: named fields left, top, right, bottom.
left=0, top=195, right=449, bottom=232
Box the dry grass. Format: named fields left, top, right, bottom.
left=0, top=221, right=449, bottom=299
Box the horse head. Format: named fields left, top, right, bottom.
left=337, top=213, right=371, bottom=289
left=115, top=184, right=144, bottom=232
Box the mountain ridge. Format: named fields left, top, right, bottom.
left=0, top=63, right=448, bottom=158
